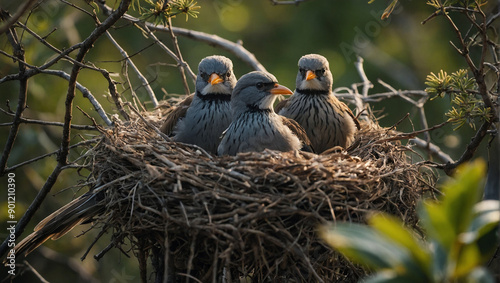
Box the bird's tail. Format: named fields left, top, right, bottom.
left=12, top=191, right=104, bottom=259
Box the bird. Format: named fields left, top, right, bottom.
left=11, top=191, right=105, bottom=258
left=160, top=55, right=237, bottom=154
left=275, top=54, right=360, bottom=153
left=217, top=71, right=313, bottom=156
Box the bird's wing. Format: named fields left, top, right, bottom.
left=333, top=97, right=361, bottom=130
left=274, top=97, right=290, bottom=114
left=281, top=116, right=315, bottom=153
left=159, top=94, right=194, bottom=135
left=14, top=192, right=105, bottom=258
left=343, top=104, right=361, bottom=130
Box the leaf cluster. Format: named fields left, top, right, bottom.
left=320, top=160, right=499, bottom=283
left=140, top=0, right=200, bottom=25
left=425, top=69, right=491, bottom=130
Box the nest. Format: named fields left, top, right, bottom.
left=82, top=102, right=436, bottom=282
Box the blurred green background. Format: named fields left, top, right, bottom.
left=0, top=0, right=495, bottom=281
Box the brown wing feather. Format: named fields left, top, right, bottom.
left=159, top=94, right=194, bottom=135
left=12, top=192, right=104, bottom=258
left=281, top=116, right=315, bottom=153
left=343, top=103, right=361, bottom=130
left=274, top=97, right=290, bottom=114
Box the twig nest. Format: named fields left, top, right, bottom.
left=86, top=104, right=435, bottom=282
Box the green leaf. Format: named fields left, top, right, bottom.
left=368, top=213, right=431, bottom=273
left=441, top=160, right=486, bottom=236
left=320, top=223, right=429, bottom=281
left=418, top=201, right=455, bottom=250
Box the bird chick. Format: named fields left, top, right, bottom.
left=276, top=54, right=360, bottom=153
left=160, top=55, right=237, bottom=154
left=218, top=71, right=313, bottom=156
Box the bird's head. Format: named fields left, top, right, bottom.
left=296, top=54, right=333, bottom=92
left=231, top=71, right=293, bottom=117
left=196, top=55, right=237, bottom=96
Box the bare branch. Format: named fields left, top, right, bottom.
left=40, top=69, right=113, bottom=126
left=410, top=137, right=454, bottom=164
left=0, top=0, right=132, bottom=260
left=0, top=0, right=37, bottom=34
left=4, top=139, right=98, bottom=173
left=105, top=31, right=159, bottom=107
left=269, top=0, right=311, bottom=5
left=436, top=121, right=493, bottom=176
left=97, top=2, right=266, bottom=72
left=0, top=10, right=28, bottom=176
left=167, top=16, right=191, bottom=96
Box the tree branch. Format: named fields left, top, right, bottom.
left=167, top=16, right=191, bottom=95
left=0, top=10, right=28, bottom=176
left=437, top=121, right=492, bottom=175
left=105, top=31, right=159, bottom=107
left=0, top=0, right=132, bottom=259
left=97, top=2, right=266, bottom=72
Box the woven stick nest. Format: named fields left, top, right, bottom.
left=82, top=102, right=436, bottom=282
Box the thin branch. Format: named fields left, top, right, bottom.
left=0, top=0, right=132, bottom=260
left=352, top=57, right=372, bottom=120
left=97, top=2, right=266, bottom=72
left=166, top=16, right=191, bottom=96
left=269, top=0, right=310, bottom=5
left=411, top=137, right=454, bottom=164
left=105, top=31, right=159, bottom=107
left=0, top=10, right=28, bottom=176
left=437, top=120, right=492, bottom=175
left=23, top=260, right=50, bottom=283
left=4, top=139, right=98, bottom=173
left=41, top=69, right=114, bottom=126
left=135, top=22, right=197, bottom=82
left=0, top=0, right=37, bottom=34
left=0, top=110, right=97, bottom=130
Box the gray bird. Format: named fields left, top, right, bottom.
left=160, top=55, right=237, bottom=154
left=217, top=71, right=313, bottom=156
left=276, top=54, right=360, bottom=153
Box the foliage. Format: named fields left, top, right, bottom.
left=320, top=160, right=499, bottom=283
left=140, top=0, right=200, bottom=25
left=425, top=69, right=491, bottom=130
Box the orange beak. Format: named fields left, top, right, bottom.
left=270, top=83, right=293, bottom=95
left=209, top=73, right=224, bottom=85
left=305, top=70, right=316, bottom=81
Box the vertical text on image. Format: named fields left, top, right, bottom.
left=6, top=172, right=16, bottom=276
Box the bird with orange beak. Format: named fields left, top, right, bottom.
left=218, top=71, right=313, bottom=156
left=276, top=54, right=360, bottom=153
left=160, top=55, right=237, bottom=154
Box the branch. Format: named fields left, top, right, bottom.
left=269, top=0, right=310, bottom=5
left=0, top=10, right=28, bottom=176
left=3, top=139, right=98, bottom=174
left=105, top=31, right=159, bottom=107
left=40, top=69, right=113, bottom=126
left=437, top=121, right=492, bottom=176
left=167, top=16, right=191, bottom=95
left=0, top=0, right=37, bottom=34
left=411, top=137, right=454, bottom=164
left=97, top=2, right=266, bottom=72
left=0, top=0, right=132, bottom=259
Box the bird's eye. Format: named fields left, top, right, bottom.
left=226, top=71, right=232, bottom=78
left=299, top=68, right=306, bottom=76
left=315, top=68, right=326, bottom=77
left=200, top=72, right=209, bottom=81
left=256, top=82, right=264, bottom=90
